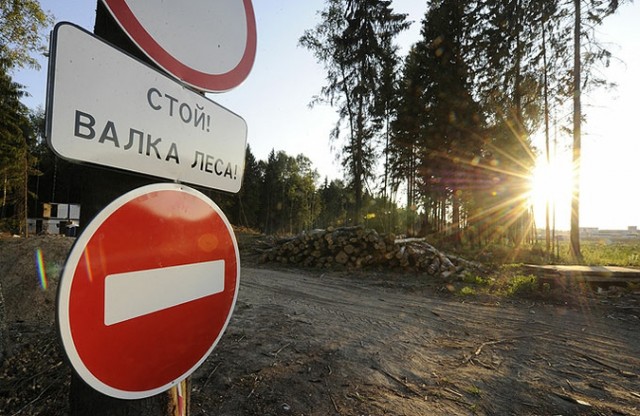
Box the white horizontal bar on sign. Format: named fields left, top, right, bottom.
left=104, top=260, right=225, bottom=326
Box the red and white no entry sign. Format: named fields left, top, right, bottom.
left=101, top=0, right=257, bottom=92
left=57, top=184, right=240, bottom=399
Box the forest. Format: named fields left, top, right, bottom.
left=0, top=0, right=623, bottom=257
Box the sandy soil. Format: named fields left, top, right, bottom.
left=1, top=235, right=639, bottom=415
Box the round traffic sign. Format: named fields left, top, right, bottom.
left=101, top=0, right=257, bottom=92
left=57, top=183, right=240, bottom=399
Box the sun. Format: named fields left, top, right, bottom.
left=529, top=155, right=574, bottom=230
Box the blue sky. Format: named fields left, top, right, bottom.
left=13, top=0, right=640, bottom=230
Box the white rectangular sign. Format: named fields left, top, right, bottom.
left=46, top=23, right=247, bottom=193
left=104, top=260, right=225, bottom=326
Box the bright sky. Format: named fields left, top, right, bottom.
left=531, top=1, right=640, bottom=231
left=14, top=0, right=639, bottom=231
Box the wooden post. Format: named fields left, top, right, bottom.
left=167, top=379, right=190, bottom=416
left=68, top=3, right=190, bottom=415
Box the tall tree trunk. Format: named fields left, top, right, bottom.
left=451, top=189, right=461, bottom=246
left=570, top=0, right=583, bottom=263
left=1, top=174, right=7, bottom=219
left=542, top=14, right=551, bottom=258
left=23, top=149, right=28, bottom=237
left=337, top=61, right=357, bottom=224
left=383, top=113, right=390, bottom=232
left=552, top=116, right=557, bottom=258
left=353, top=94, right=365, bottom=224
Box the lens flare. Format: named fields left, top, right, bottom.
left=83, top=247, right=94, bottom=283
left=35, top=248, right=48, bottom=291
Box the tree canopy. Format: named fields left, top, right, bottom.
left=0, top=0, right=52, bottom=69
left=3, top=0, right=626, bottom=247
left=298, top=0, right=624, bottom=249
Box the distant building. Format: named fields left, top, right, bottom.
left=579, top=226, right=640, bottom=241
left=581, top=227, right=599, bottom=239
left=538, top=226, right=640, bottom=241
left=27, top=203, right=81, bottom=236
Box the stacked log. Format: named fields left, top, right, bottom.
left=256, top=226, right=472, bottom=277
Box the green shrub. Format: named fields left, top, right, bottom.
left=460, top=271, right=490, bottom=286
left=504, top=274, right=538, bottom=296
left=459, top=286, right=477, bottom=296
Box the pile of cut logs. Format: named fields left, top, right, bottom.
left=256, top=226, right=479, bottom=277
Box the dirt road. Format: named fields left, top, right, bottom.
left=192, top=267, right=640, bottom=415
left=1, top=236, right=639, bottom=415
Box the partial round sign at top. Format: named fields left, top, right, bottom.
left=101, top=0, right=257, bottom=92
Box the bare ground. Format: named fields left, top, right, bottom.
left=1, top=235, right=639, bottom=415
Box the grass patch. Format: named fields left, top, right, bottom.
left=458, top=240, right=640, bottom=267
left=450, top=240, right=640, bottom=299
left=459, top=286, right=477, bottom=296
left=455, top=265, right=547, bottom=298
left=560, top=241, right=640, bottom=267
left=490, top=266, right=548, bottom=298
left=502, top=274, right=538, bottom=296
left=460, top=271, right=491, bottom=286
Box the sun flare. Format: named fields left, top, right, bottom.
left=529, top=155, right=574, bottom=229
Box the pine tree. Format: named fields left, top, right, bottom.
left=300, top=0, right=408, bottom=224
left=390, top=47, right=423, bottom=234
left=0, top=58, right=34, bottom=234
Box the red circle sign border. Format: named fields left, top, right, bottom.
left=101, top=0, right=257, bottom=92
left=57, top=183, right=240, bottom=399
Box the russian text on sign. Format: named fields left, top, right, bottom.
left=47, top=23, right=247, bottom=193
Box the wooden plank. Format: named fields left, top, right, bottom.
left=524, top=264, right=640, bottom=284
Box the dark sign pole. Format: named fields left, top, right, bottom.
left=77, top=1, right=157, bottom=232
left=68, top=3, right=187, bottom=415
